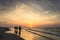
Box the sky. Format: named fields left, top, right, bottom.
left=0, top=0, right=60, bottom=27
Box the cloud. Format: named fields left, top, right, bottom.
left=0, top=0, right=60, bottom=26
left=23, top=0, right=60, bottom=13
left=23, top=0, right=60, bottom=22
left=0, top=0, right=22, bottom=14
left=22, top=0, right=59, bottom=12
left=0, top=0, right=60, bottom=14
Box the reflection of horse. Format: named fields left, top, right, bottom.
left=0, top=27, right=25, bottom=40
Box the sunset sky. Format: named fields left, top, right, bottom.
left=0, top=0, right=60, bottom=27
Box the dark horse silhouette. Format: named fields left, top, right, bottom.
left=0, top=27, right=25, bottom=40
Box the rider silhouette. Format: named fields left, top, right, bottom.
left=0, top=27, right=25, bottom=40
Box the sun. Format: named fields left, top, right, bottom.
left=29, top=22, right=33, bottom=27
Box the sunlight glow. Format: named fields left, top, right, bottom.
left=0, top=4, right=57, bottom=27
